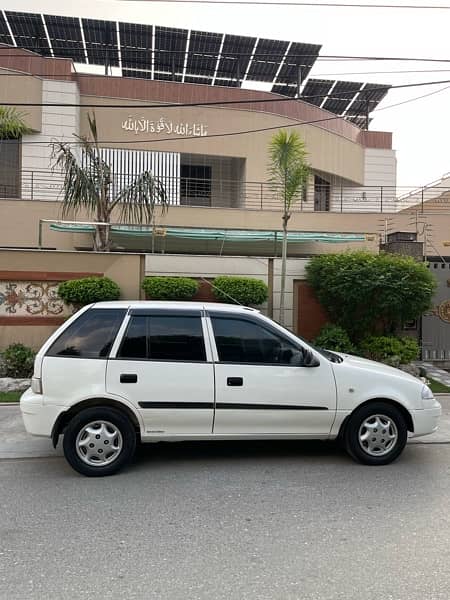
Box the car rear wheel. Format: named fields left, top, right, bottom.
left=344, top=402, right=408, bottom=465
left=63, top=407, right=136, bottom=476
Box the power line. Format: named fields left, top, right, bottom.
left=4, top=78, right=450, bottom=108
left=1, top=48, right=450, bottom=63
left=375, top=83, right=450, bottom=111
left=117, top=0, right=450, bottom=7
left=16, top=83, right=450, bottom=147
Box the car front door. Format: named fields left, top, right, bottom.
left=106, top=309, right=214, bottom=436
left=208, top=313, right=337, bottom=435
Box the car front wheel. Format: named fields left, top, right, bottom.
left=344, top=402, right=408, bottom=465
left=63, top=407, right=137, bottom=476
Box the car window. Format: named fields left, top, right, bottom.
left=47, top=309, right=126, bottom=359
left=118, top=315, right=206, bottom=362
left=211, top=317, right=303, bottom=365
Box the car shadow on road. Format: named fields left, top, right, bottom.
left=133, top=439, right=348, bottom=468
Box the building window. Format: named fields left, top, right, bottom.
left=180, top=164, right=212, bottom=206
left=0, top=139, right=21, bottom=199
left=314, top=175, right=330, bottom=212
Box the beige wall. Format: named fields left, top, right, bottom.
left=80, top=96, right=366, bottom=185
left=0, top=68, right=42, bottom=132
left=5, top=199, right=450, bottom=255
left=0, top=249, right=144, bottom=349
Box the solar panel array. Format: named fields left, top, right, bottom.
left=0, top=10, right=390, bottom=126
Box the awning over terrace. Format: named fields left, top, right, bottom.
left=49, top=223, right=367, bottom=244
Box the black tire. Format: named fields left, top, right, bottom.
left=63, top=407, right=137, bottom=477
left=344, top=402, right=408, bottom=466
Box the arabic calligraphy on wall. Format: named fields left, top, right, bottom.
left=121, top=116, right=208, bottom=137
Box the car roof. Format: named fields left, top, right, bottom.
left=91, top=301, right=259, bottom=314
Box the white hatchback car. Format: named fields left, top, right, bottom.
left=21, top=301, right=441, bottom=476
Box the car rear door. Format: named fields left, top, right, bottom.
left=106, top=308, right=214, bottom=435
left=207, top=312, right=337, bottom=435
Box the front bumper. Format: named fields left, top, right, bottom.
left=410, top=403, right=442, bottom=438
left=20, top=388, right=66, bottom=438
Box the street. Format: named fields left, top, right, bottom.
left=1, top=404, right=450, bottom=600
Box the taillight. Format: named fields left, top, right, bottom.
left=31, top=377, right=42, bottom=394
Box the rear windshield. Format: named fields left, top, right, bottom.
left=46, top=309, right=126, bottom=359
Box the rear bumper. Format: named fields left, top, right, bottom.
left=20, top=388, right=66, bottom=438
left=410, top=405, right=442, bottom=438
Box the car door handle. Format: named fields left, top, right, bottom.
left=120, top=373, right=138, bottom=383
left=227, top=377, right=243, bottom=386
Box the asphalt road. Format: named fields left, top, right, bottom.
left=1, top=438, right=450, bottom=600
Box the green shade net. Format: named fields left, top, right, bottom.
left=49, top=223, right=366, bottom=244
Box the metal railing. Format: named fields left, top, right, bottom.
left=3, top=169, right=450, bottom=213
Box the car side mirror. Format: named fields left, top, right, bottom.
left=302, top=349, right=320, bottom=368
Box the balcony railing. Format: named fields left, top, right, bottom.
left=2, top=169, right=450, bottom=213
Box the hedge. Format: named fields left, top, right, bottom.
left=358, top=335, right=419, bottom=366
left=142, top=276, right=198, bottom=300
left=212, top=276, right=268, bottom=305
left=1, top=343, right=36, bottom=378
left=57, top=276, right=121, bottom=306
left=313, top=324, right=356, bottom=354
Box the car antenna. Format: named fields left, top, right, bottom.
left=200, top=277, right=243, bottom=306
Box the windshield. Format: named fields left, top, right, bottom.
left=292, top=333, right=344, bottom=363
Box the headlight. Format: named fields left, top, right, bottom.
left=421, top=385, right=434, bottom=400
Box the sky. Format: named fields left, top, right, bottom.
left=3, top=0, right=450, bottom=188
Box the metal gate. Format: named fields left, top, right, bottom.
left=421, top=259, right=450, bottom=360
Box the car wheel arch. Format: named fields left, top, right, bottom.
left=52, top=398, right=142, bottom=448
left=338, top=397, right=414, bottom=441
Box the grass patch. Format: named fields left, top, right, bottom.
left=428, top=378, right=450, bottom=394
left=0, top=391, right=21, bottom=403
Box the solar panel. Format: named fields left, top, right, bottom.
left=322, top=81, right=363, bottom=114
left=273, top=42, right=321, bottom=86
left=346, top=83, right=389, bottom=115
left=82, top=18, right=119, bottom=66
left=246, top=38, right=288, bottom=82
left=44, top=15, right=85, bottom=62
left=0, top=12, right=13, bottom=46
left=186, top=30, right=222, bottom=78
left=0, top=9, right=389, bottom=125
left=215, top=34, right=254, bottom=83
left=271, top=84, right=297, bottom=97
left=154, top=26, right=187, bottom=79
left=184, top=75, right=213, bottom=85
left=6, top=11, right=50, bottom=55
left=122, top=69, right=152, bottom=80
left=301, top=78, right=333, bottom=107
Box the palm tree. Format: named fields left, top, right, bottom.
left=269, top=130, right=310, bottom=326
left=0, top=107, right=32, bottom=139
left=52, top=113, right=168, bottom=251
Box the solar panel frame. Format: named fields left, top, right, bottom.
left=44, top=15, right=85, bottom=62
left=119, top=21, right=152, bottom=70
left=0, top=12, right=14, bottom=46
left=6, top=11, right=51, bottom=55
left=82, top=18, right=119, bottom=66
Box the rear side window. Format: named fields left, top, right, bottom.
left=47, top=309, right=126, bottom=358
left=118, top=314, right=206, bottom=362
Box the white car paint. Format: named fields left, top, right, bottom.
left=20, top=301, right=441, bottom=447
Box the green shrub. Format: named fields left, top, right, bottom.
left=1, top=343, right=35, bottom=378
left=212, top=276, right=268, bottom=305
left=358, top=335, right=419, bottom=366
left=57, top=276, right=121, bottom=306
left=142, top=276, right=198, bottom=300
left=313, top=324, right=356, bottom=354
left=306, top=251, right=436, bottom=340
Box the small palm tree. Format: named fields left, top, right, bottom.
left=0, top=107, right=32, bottom=139
left=269, top=130, right=310, bottom=326
left=52, top=113, right=168, bottom=251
